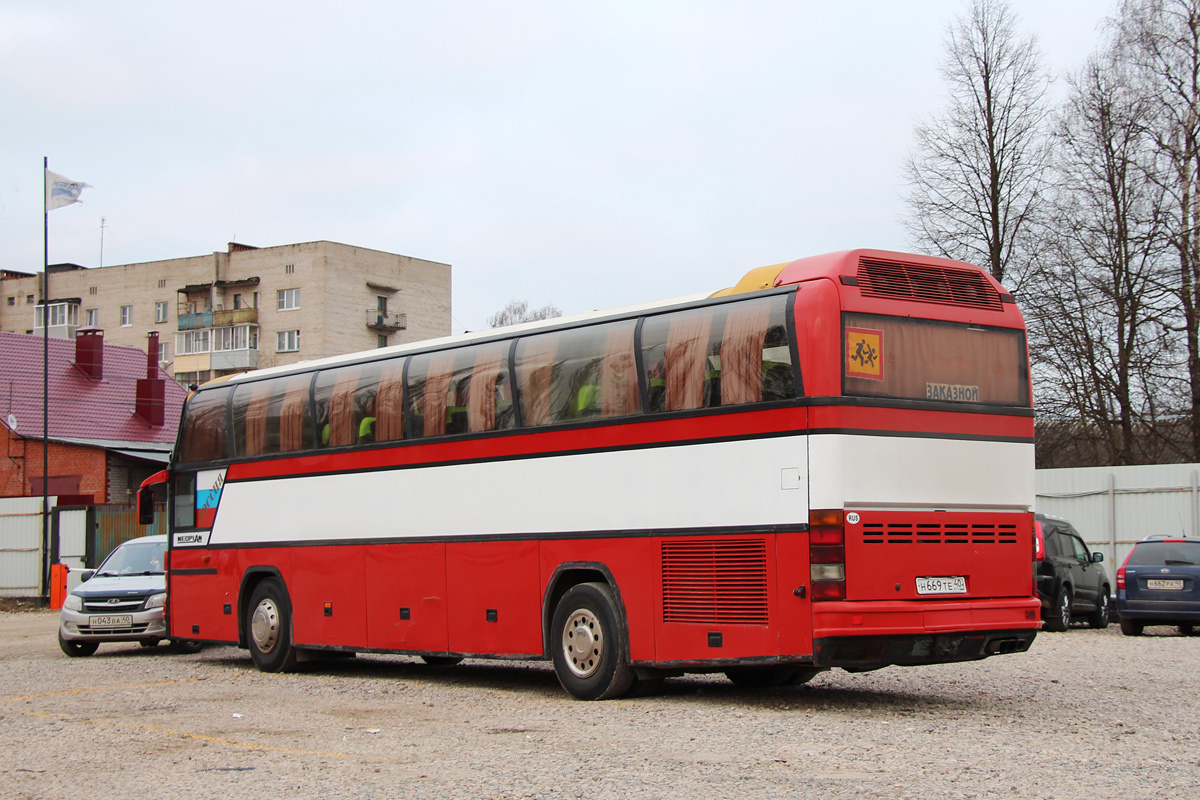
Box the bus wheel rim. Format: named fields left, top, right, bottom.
left=251, top=598, right=280, bottom=654
left=562, top=607, right=603, bottom=679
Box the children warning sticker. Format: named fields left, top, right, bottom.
left=845, top=327, right=883, bottom=380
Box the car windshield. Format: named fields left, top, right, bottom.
left=1127, top=541, right=1200, bottom=567
left=96, top=539, right=166, bottom=576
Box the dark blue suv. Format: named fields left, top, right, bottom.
left=1116, top=536, right=1200, bottom=636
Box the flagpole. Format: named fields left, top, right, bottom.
left=41, top=157, right=49, bottom=604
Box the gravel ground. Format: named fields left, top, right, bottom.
left=1, top=610, right=1198, bottom=800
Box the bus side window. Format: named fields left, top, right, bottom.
left=516, top=321, right=639, bottom=427
left=641, top=308, right=714, bottom=412
left=406, top=352, right=456, bottom=438
left=375, top=359, right=405, bottom=442
left=641, top=296, right=795, bottom=413
left=719, top=297, right=796, bottom=405
left=178, top=385, right=232, bottom=464
left=172, top=472, right=196, bottom=529
left=466, top=343, right=510, bottom=433
left=277, top=375, right=313, bottom=452
left=515, top=337, right=557, bottom=426
left=232, top=380, right=272, bottom=457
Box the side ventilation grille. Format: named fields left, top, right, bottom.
left=662, top=538, right=768, bottom=624
left=857, top=257, right=1002, bottom=311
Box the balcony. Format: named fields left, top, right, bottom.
left=366, top=310, right=407, bottom=332
left=213, top=308, right=258, bottom=326
left=212, top=349, right=259, bottom=371
left=178, top=311, right=213, bottom=330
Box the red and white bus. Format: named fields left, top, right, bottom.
left=140, top=248, right=1040, bottom=699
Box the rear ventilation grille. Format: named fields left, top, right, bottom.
left=857, top=257, right=1002, bottom=311
left=662, top=538, right=769, bottom=624
left=861, top=523, right=1019, bottom=545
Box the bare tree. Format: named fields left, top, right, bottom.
left=902, top=0, right=1052, bottom=286
left=488, top=300, right=562, bottom=328
left=1113, top=0, right=1200, bottom=460
left=1027, top=50, right=1180, bottom=465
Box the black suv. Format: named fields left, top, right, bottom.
left=1035, top=513, right=1111, bottom=631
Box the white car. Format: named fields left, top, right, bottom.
left=58, top=534, right=201, bottom=656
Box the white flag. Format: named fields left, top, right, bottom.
left=45, top=170, right=90, bottom=211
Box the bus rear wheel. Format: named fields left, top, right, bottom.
left=551, top=582, right=635, bottom=701
left=247, top=578, right=297, bottom=673
left=724, top=665, right=796, bottom=688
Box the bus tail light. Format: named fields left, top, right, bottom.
left=810, top=509, right=846, bottom=601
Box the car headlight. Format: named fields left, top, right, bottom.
left=63, top=593, right=83, bottom=612
left=145, top=593, right=166, bottom=610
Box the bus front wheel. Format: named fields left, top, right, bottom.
left=551, top=582, right=635, bottom=701
left=247, top=578, right=297, bottom=673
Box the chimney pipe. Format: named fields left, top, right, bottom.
left=75, top=327, right=103, bottom=379
left=136, top=330, right=165, bottom=427
left=147, top=331, right=159, bottom=379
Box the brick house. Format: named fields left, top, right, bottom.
left=0, top=329, right=186, bottom=505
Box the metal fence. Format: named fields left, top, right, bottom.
left=1036, top=463, right=1200, bottom=569
left=0, top=498, right=166, bottom=598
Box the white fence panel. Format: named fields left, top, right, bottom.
left=0, top=497, right=56, bottom=597
left=1036, top=463, right=1200, bottom=569
left=56, top=508, right=89, bottom=570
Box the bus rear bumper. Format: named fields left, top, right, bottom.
left=811, top=597, right=1040, bottom=669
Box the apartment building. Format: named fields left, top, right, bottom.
left=0, top=241, right=452, bottom=385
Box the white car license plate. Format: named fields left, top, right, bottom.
left=89, top=614, right=133, bottom=627
left=1146, top=578, right=1184, bottom=590
left=916, top=576, right=967, bottom=595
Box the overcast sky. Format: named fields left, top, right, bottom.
left=2, top=1, right=1114, bottom=333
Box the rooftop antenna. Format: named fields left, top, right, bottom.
left=99, top=217, right=106, bottom=267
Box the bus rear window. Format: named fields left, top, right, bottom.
left=842, top=313, right=1029, bottom=407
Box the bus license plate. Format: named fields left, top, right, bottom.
left=916, top=576, right=967, bottom=595
left=1146, top=579, right=1184, bottom=590
left=89, top=614, right=133, bottom=628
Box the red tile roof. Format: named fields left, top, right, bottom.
left=0, top=332, right=186, bottom=445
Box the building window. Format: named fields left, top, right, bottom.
left=34, top=302, right=79, bottom=328
left=277, top=288, right=301, bottom=311
left=159, top=342, right=170, bottom=363
left=89, top=286, right=98, bottom=295
left=174, top=370, right=211, bottom=388
left=377, top=334, right=388, bottom=348
left=213, top=325, right=259, bottom=352
left=120, top=305, right=133, bottom=326
left=233, top=294, right=242, bottom=310
left=5, top=297, right=13, bottom=306
left=26, top=295, right=33, bottom=304
left=155, top=301, right=168, bottom=323
left=284, top=263, right=295, bottom=274
left=86, top=308, right=98, bottom=326
left=158, top=279, right=167, bottom=288
left=176, top=330, right=211, bottom=355
left=376, top=295, right=388, bottom=314
left=276, top=330, right=300, bottom=353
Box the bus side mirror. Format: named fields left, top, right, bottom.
left=137, top=487, right=155, bottom=525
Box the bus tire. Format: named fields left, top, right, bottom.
left=247, top=578, right=297, bottom=673
left=551, top=582, right=635, bottom=701
left=783, top=667, right=824, bottom=686
left=421, top=655, right=464, bottom=666
left=724, top=665, right=796, bottom=688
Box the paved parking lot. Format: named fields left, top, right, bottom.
left=2, top=609, right=1198, bottom=800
